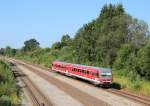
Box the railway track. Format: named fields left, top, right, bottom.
left=9, top=58, right=150, bottom=106
left=107, top=88, right=150, bottom=106
left=10, top=62, right=53, bottom=106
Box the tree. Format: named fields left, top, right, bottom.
left=61, top=34, right=71, bottom=47
left=0, top=48, right=4, bottom=55
left=113, top=44, right=134, bottom=70
left=127, top=19, right=150, bottom=49
left=73, top=21, right=96, bottom=64
left=23, top=39, right=40, bottom=52
left=51, top=42, right=62, bottom=50
left=0, top=46, right=17, bottom=56
left=135, top=40, right=150, bottom=80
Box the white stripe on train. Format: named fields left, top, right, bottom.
left=52, top=68, right=112, bottom=85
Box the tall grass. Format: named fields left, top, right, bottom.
left=113, top=70, right=150, bottom=97
left=0, top=60, right=21, bottom=106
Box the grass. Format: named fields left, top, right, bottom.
left=113, top=70, right=150, bottom=97
left=0, top=60, right=21, bottom=106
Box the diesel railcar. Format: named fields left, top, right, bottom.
left=52, top=61, right=113, bottom=86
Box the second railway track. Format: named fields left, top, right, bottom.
left=10, top=62, right=53, bottom=106
left=107, top=88, right=150, bottom=106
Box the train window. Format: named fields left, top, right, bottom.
left=84, top=70, right=86, bottom=73
left=80, top=70, right=82, bottom=73
left=78, top=69, right=80, bottom=72
left=85, top=70, right=88, bottom=74
left=78, top=69, right=80, bottom=73
left=76, top=69, right=78, bottom=72
left=87, top=71, right=89, bottom=74
left=84, top=70, right=86, bottom=74
left=81, top=70, right=84, bottom=73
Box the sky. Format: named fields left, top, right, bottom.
left=0, top=0, right=150, bottom=48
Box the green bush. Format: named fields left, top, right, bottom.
left=0, top=95, right=11, bottom=106
left=0, top=60, right=21, bottom=106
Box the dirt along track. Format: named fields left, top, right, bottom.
left=7, top=58, right=150, bottom=106
left=9, top=61, right=53, bottom=106
left=107, top=88, right=150, bottom=106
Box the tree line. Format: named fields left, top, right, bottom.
left=1, top=4, right=150, bottom=81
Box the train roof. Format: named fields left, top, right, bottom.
left=53, top=61, right=111, bottom=72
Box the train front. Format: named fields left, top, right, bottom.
left=99, top=68, right=113, bottom=85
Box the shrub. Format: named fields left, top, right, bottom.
left=0, top=95, right=11, bottom=106
left=0, top=60, right=21, bottom=105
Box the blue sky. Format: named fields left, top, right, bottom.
left=0, top=0, right=150, bottom=48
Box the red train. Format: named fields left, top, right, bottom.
left=52, top=61, right=113, bottom=86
